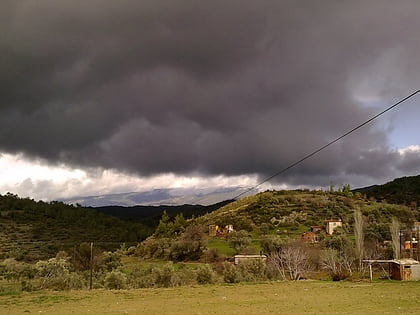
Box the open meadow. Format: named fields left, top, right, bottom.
left=1, top=281, right=420, bottom=314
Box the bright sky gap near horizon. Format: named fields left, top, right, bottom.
left=1, top=1, right=420, bottom=202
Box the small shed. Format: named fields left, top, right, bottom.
left=234, top=254, right=267, bottom=265
left=390, top=259, right=420, bottom=281
left=364, top=259, right=420, bottom=281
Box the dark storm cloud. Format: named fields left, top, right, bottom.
left=1, top=0, right=420, bottom=187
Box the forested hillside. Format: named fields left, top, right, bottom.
left=0, top=194, right=229, bottom=262
left=2, top=182, right=420, bottom=263
left=94, top=200, right=233, bottom=227
left=0, top=193, right=151, bottom=261
left=353, top=175, right=420, bottom=206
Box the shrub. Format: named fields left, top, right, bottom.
left=136, top=237, right=172, bottom=259
left=267, top=242, right=312, bottom=281
left=169, top=224, right=206, bottom=261
left=200, top=248, right=223, bottom=263
left=128, top=266, right=156, bottom=288
left=36, top=258, right=70, bottom=289
left=152, top=263, right=181, bottom=288
left=238, top=259, right=267, bottom=282
left=173, top=263, right=196, bottom=286
left=227, top=230, right=251, bottom=254
left=100, top=251, right=122, bottom=272
left=320, top=249, right=353, bottom=281
left=260, top=235, right=285, bottom=254
left=21, top=280, right=36, bottom=292
left=104, top=270, right=128, bottom=290
left=36, top=258, right=69, bottom=278
left=65, top=272, right=86, bottom=289
left=1, top=258, right=36, bottom=281
left=196, top=265, right=216, bottom=285
left=259, top=223, right=270, bottom=235
left=222, top=262, right=240, bottom=283
left=71, top=242, right=102, bottom=271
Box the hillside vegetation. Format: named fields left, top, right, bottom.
left=1, top=184, right=420, bottom=293
left=196, top=189, right=418, bottom=239
left=354, top=174, right=420, bottom=206
left=0, top=194, right=229, bottom=262
left=2, top=184, right=419, bottom=263
left=0, top=193, right=151, bottom=261
left=94, top=200, right=232, bottom=227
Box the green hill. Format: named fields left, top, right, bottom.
left=3, top=178, right=420, bottom=263
left=353, top=175, right=420, bottom=206
left=0, top=193, right=153, bottom=261
left=195, top=189, right=419, bottom=240
left=0, top=194, right=229, bottom=262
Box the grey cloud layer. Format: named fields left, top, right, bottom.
left=1, top=0, right=420, bottom=187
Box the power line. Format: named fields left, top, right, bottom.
left=233, top=89, right=420, bottom=200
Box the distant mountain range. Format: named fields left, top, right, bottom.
left=62, top=174, right=420, bottom=208
left=61, top=186, right=250, bottom=207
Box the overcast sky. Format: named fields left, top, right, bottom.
left=1, top=1, right=420, bottom=201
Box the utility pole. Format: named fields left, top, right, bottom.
left=89, top=242, right=93, bottom=290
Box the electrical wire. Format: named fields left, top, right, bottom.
left=233, top=89, right=420, bottom=200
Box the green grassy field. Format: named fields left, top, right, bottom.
left=1, top=281, right=419, bottom=314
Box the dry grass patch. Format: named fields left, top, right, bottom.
left=1, top=281, right=420, bottom=314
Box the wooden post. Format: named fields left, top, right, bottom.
left=89, top=242, right=93, bottom=290
left=369, top=264, right=373, bottom=282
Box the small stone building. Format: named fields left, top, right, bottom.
left=325, top=219, right=342, bottom=235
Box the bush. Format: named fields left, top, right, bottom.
left=128, top=266, right=156, bottom=288
left=36, top=258, right=70, bottom=290
left=35, top=258, right=86, bottom=290
left=152, top=263, right=181, bottom=288
left=259, top=223, right=270, bottom=235
left=21, top=280, right=36, bottom=292
left=173, top=263, right=196, bottom=286
left=136, top=237, right=172, bottom=259
left=104, top=270, right=128, bottom=290
left=238, top=259, right=267, bottom=282
left=1, top=258, right=36, bottom=281
left=320, top=249, right=353, bottom=281
left=169, top=224, right=206, bottom=262
left=196, top=265, right=216, bottom=285
left=260, top=235, right=285, bottom=254
left=200, top=248, right=223, bottom=263
left=100, top=251, right=122, bottom=272
left=222, top=262, right=240, bottom=283
left=65, top=272, right=86, bottom=289
left=227, top=230, right=251, bottom=254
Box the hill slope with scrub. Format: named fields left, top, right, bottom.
left=195, top=189, right=418, bottom=239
